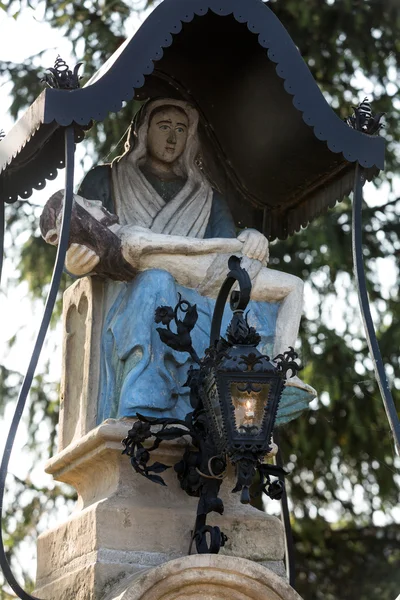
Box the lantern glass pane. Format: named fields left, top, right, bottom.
left=230, top=382, right=270, bottom=433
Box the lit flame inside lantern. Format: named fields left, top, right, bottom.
left=243, top=398, right=256, bottom=425
left=231, top=382, right=271, bottom=432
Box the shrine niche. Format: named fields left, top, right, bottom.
left=40, top=96, right=314, bottom=430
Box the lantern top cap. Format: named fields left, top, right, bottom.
left=0, top=0, right=385, bottom=238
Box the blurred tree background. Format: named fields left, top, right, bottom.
left=0, top=1, right=399, bottom=599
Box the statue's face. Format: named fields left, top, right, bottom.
left=147, top=106, right=189, bottom=164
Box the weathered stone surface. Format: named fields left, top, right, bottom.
left=103, top=555, right=304, bottom=600
left=36, top=420, right=288, bottom=600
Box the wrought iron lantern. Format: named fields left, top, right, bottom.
left=122, top=256, right=299, bottom=553
left=198, top=256, right=299, bottom=504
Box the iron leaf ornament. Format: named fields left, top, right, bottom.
left=274, top=347, right=301, bottom=378
left=155, top=293, right=201, bottom=364
left=226, top=311, right=261, bottom=346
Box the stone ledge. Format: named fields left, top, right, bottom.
left=46, top=418, right=189, bottom=480
left=44, top=418, right=192, bottom=510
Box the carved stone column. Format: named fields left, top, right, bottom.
left=58, top=276, right=104, bottom=450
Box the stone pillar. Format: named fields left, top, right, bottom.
left=35, top=419, right=293, bottom=600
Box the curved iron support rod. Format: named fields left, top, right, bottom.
left=0, top=126, right=76, bottom=600
left=352, top=164, right=400, bottom=455
left=0, top=199, right=4, bottom=288
left=274, top=429, right=296, bottom=590
left=210, top=255, right=252, bottom=346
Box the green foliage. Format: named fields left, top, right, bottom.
left=0, top=364, right=76, bottom=594
left=294, top=519, right=400, bottom=599
left=271, top=194, right=400, bottom=518
left=0, top=366, right=20, bottom=418
left=0, top=59, right=43, bottom=121
left=1, top=0, right=399, bottom=598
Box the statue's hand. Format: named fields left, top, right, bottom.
left=65, top=243, right=100, bottom=276
left=237, top=229, right=269, bottom=265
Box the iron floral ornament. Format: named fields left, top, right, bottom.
left=122, top=256, right=300, bottom=554
left=154, top=295, right=201, bottom=364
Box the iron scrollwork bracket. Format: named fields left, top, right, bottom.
left=122, top=409, right=228, bottom=555
left=121, top=403, right=287, bottom=555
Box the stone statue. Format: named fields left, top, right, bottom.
left=41, top=98, right=315, bottom=424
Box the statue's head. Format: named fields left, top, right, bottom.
left=121, top=98, right=201, bottom=178
left=147, top=105, right=189, bottom=165
left=113, top=98, right=213, bottom=235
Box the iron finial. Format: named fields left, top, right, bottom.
left=41, top=55, right=83, bottom=90
left=345, top=96, right=385, bottom=135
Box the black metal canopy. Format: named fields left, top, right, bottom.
left=0, top=0, right=385, bottom=239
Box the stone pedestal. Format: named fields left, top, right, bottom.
left=35, top=419, right=290, bottom=600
